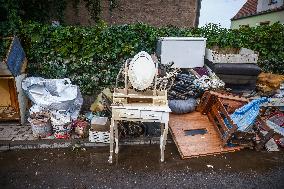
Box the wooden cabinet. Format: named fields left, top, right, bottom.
left=0, top=37, right=28, bottom=124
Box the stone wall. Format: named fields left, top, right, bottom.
left=64, top=0, right=200, bottom=27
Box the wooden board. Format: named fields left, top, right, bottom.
left=0, top=78, right=19, bottom=110
left=0, top=79, right=11, bottom=106
left=0, top=78, right=21, bottom=122
left=169, top=112, right=242, bottom=159
left=0, top=110, right=20, bottom=121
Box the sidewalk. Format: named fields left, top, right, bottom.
left=0, top=124, right=170, bottom=151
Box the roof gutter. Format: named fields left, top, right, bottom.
left=195, top=0, right=202, bottom=27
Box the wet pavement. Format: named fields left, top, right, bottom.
left=0, top=144, right=284, bottom=189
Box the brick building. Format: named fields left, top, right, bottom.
left=65, top=0, right=201, bottom=28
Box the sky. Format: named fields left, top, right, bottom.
left=199, top=0, right=247, bottom=28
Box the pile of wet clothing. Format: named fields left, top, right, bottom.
left=167, top=68, right=225, bottom=114
left=168, top=72, right=203, bottom=100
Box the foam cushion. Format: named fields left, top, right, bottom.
left=205, top=59, right=261, bottom=76
left=169, top=98, right=197, bottom=114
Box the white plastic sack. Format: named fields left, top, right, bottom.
left=50, top=111, right=72, bottom=126
left=22, top=77, right=83, bottom=120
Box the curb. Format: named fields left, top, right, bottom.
left=0, top=137, right=172, bottom=151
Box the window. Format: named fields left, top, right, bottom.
left=269, top=0, right=277, bottom=5
left=239, top=24, right=249, bottom=28
left=259, top=21, right=270, bottom=26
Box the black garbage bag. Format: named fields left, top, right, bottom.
left=169, top=98, right=197, bottom=114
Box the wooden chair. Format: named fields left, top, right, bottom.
left=198, top=91, right=255, bottom=147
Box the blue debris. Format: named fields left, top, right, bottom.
left=6, top=37, right=26, bottom=77
left=230, top=97, right=268, bottom=132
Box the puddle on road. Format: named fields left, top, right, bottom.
left=0, top=144, right=283, bottom=173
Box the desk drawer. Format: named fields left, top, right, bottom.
left=140, top=111, right=162, bottom=120
left=113, top=109, right=140, bottom=119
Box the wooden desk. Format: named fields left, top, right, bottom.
left=109, top=104, right=171, bottom=163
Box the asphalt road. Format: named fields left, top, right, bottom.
left=0, top=144, right=284, bottom=189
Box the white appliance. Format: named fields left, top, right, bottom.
left=156, top=37, right=207, bottom=68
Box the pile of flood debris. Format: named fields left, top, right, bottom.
left=22, top=77, right=88, bottom=139
left=18, top=38, right=283, bottom=160
left=167, top=73, right=284, bottom=158
left=167, top=69, right=283, bottom=157
left=21, top=62, right=284, bottom=155
left=22, top=78, right=113, bottom=142
left=157, top=45, right=284, bottom=156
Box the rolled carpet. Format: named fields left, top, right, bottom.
left=169, top=98, right=197, bottom=114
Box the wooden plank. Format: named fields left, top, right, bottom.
left=0, top=62, right=12, bottom=76
left=216, top=99, right=237, bottom=130
left=8, top=79, right=19, bottom=112
left=211, top=104, right=228, bottom=133
left=169, top=112, right=242, bottom=159
left=208, top=112, right=224, bottom=139
left=197, top=91, right=214, bottom=114
left=0, top=112, right=20, bottom=121
left=212, top=99, right=239, bottom=145
left=0, top=106, right=20, bottom=121
left=0, top=79, right=12, bottom=106
left=209, top=91, right=249, bottom=102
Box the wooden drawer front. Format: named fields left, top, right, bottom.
left=113, top=109, right=140, bottom=119
left=141, top=111, right=162, bottom=120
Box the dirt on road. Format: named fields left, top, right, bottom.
left=0, top=144, right=284, bottom=189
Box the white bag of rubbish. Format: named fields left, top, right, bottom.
left=51, top=111, right=72, bottom=139
left=22, top=77, right=83, bottom=120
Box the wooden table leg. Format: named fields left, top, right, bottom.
left=160, top=122, right=169, bottom=162
left=108, top=118, right=115, bottom=163
left=114, top=120, right=119, bottom=154
left=160, top=122, right=164, bottom=158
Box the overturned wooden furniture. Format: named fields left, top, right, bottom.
left=0, top=37, right=28, bottom=124
left=109, top=52, right=171, bottom=163
left=169, top=112, right=242, bottom=159
left=254, top=112, right=284, bottom=151
left=198, top=91, right=255, bottom=147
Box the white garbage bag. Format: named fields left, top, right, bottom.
left=22, top=77, right=83, bottom=120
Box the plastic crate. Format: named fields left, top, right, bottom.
left=89, top=129, right=110, bottom=143
left=30, top=121, right=52, bottom=138
left=53, top=123, right=72, bottom=139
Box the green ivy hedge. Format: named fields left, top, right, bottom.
left=2, top=22, right=284, bottom=94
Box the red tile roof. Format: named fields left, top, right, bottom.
left=232, top=0, right=284, bottom=20
left=232, top=0, right=258, bottom=20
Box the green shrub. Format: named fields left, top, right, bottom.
left=0, top=38, right=12, bottom=62
left=18, top=22, right=197, bottom=94
left=1, top=22, right=283, bottom=94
